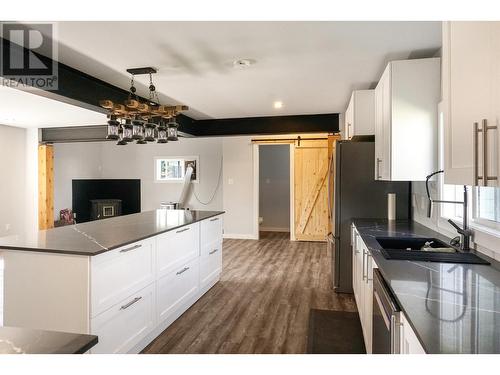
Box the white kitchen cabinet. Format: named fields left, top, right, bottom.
left=157, top=222, right=200, bottom=278
left=90, top=283, right=156, bottom=354
left=200, top=242, right=223, bottom=290
left=374, top=58, right=441, bottom=181
left=400, top=312, right=426, bottom=354
left=90, top=238, right=156, bottom=318
left=442, top=22, right=500, bottom=186
left=157, top=257, right=200, bottom=323
left=344, top=90, right=375, bottom=140
left=351, top=225, right=377, bottom=354
left=201, top=215, right=224, bottom=246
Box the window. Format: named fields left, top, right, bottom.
left=473, top=186, right=500, bottom=230
left=155, top=157, right=198, bottom=183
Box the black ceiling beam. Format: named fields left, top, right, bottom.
left=0, top=37, right=195, bottom=133
left=188, top=113, right=339, bottom=137
left=1, top=37, right=338, bottom=138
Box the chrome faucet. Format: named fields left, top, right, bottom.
left=425, top=170, right=472, bottom=251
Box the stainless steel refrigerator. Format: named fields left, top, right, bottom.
left=330, top=140, right=410, bottom=293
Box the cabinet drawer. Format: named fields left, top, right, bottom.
left=90, top=283, right=156, bottom=354
left=157, top=258, right=199, bottom=323
left=91, top=239, right=155, bottom=318
left=201, top=215, right=223, bottom=246
left=157, top=223, right=200, bottom=278
left=200, top=242, right=222, bottom=289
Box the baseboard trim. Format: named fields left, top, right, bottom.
left=259, top=227, right=290, bottom=232
left=223, top=233, right=258, bottom=240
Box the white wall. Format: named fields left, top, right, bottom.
left=53, top=142, right=103, bottom=220
left=259, top=145, right=290, bottom=231
left=222, top=136, right=257, bottom=239
left=0, top=125, right=27, bottom=236
left=53, top=138, right=223, bottom=220
left=100, top=138, right=223, bottom=211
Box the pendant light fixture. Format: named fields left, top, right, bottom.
left=167, top=118, right=179, bottom=141
left=99, top=67, right=189, bottom=145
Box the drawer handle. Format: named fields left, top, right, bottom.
left=176, top=266, right=190, bottom=275
left=120, top=296, right=142, bottom=310
left=176, top=227, right=190, bottom=234
left=120, top=244, right=142, bottom=253
left=210, top=217, right=220, bottom=222
left=209, top=248, right=219, bottom=255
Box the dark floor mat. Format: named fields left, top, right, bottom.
left=307, top=309, right=366, bottom=354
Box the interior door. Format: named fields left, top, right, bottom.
left=294, top=139, right=329, bottom=241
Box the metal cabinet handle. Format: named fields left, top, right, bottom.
left=376, top=158, right=382, bottom=180
left=210, top=217, right=220, bottom=222
left=120, top=296, right=142, bottom=310
left=209, top=248, right=219, bottom=255
left=120, top=244, right=142, bottom=253
left=176, top=266, right=189, bottom=275
left=362, top=249, right=367, bottom=280
left=176, top=227, right=190, bottom=234
left=366, top=253, right=372, bottom=283
left=482, top=119, right=498, bottom=186
left=474, top=122, right=480, bottom=186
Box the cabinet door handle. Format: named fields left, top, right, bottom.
left=362, top=249, right=367, bottom=280
left=474, top=122, right=481, bottom=186
left=366, top=254, right=372, bottom=283
left=120, top=244, right=142, bottom=253
left=376, top=158, right=382, bottom=180
left=176, top=266, right=189, bottom=275
left=482, top=119, right=498, bottom=186
left=120, top=296, right=142, bottom=310
left=210, top=217, right=220, bottom=222
left=176, top=227, right=190, bottom=234
left=209, top=248, right=219, bottom=255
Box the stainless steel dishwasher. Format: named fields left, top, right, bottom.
left=372, top=269, right=401, bottom=354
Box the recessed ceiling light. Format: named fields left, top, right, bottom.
left=273, top=101, right=283, bottom=109
left=233, top=58, right=256, bottom=68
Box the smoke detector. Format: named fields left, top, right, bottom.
left=233, top=58, right=256, bottom=68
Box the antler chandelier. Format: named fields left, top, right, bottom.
left=99, top=67, right=188, bottom=145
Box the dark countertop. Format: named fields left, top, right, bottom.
left=0, top=326, right=97, bottom=354
left=0, top=210, right=224, bottom=256
left=353, top=219, right=500, bottom=354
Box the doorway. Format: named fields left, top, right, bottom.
left=258, top=144, right=291, bottom=239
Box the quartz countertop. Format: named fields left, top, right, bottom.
left=0, top=326, right=97, bottom=354
left=353, top=219, right=500, bottom=354
left=0, top=210, right=224, bottom=256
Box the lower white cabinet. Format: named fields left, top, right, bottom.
left=90, top=283, right=156, bottom=354
left=400, top=313, right=426, bottom=354
left=157, top=258, right=200, bottom=323
left=351, top=224, right=377, bottom=354
left=200, top=242, right=223, bottom=290
left=90, top=238, right=156, bottom=318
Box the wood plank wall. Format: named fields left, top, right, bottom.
left=38, top=144, right=54, bottom=230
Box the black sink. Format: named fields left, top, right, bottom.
left=375, top=237, right=490, bottom=265
left=376, top=237, right=453, bottom=251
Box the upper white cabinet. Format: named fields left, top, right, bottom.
left=374, top=58, right=441, bottom=181
left=344, top=90, right=375, bottom=140
left=442, top=22, right=500, bottom=186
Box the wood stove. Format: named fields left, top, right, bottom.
left=90, top=199, right=122, bottom=220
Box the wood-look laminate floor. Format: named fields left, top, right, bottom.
left=142, top=232, right=357, bottom=354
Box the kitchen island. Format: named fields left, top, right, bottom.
left=0, top=209, right=224, bottom=353
left=352, top=219, right=500, bottom=354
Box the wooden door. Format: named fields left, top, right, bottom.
left=294, top=139, right=329, bottom=241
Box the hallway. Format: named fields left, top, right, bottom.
left=143, top=232, right=356, bottom=354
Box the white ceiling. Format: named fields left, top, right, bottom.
left=0, top=85, right=106, bottom=128
left=8, top=21, right=441, bottom=124
left=49, top=22, right=441, bottom=120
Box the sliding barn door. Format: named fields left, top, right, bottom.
left=294, top=139, right=329, bottom=241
